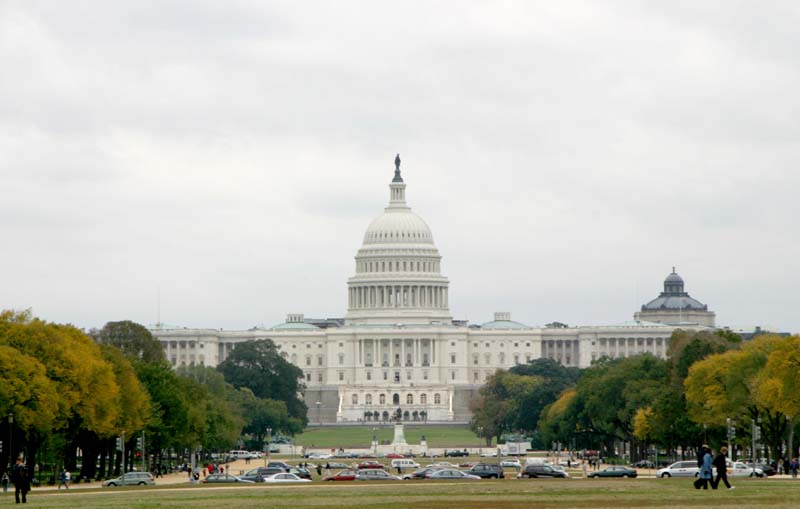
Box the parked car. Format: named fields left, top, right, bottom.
left=262, top=473, right=310, bottom=483
left=403, top=467, right=443, bottom=480
left=632, top=460, right=655, bottom=469
left=728, top=462, right=764, bottom=478
left=323, top=470, right=357, bottom=481
left=445, top=450, right=470, bottom=457
left=480, top=451, right=498, bottom=457
left=326, top=462, right=351, bottom=470
left=202, top=473, right=254, bottom=484
left=102, top=472, right=155, bottom=487
left=385, top=453, right=405, bottom=459
left=429, top=462, right=458, bottom=469
left=467, top=464, right=505, bottom=479
left=288, top=467, right=312, bottom=480
left=518, top=464, right=567, bottom=479
left=357, top=461, right=385, bottom=470
left=239, top=467, right=283, bottom=482
left=551, top=465, right=571, bottom=478
left=587, top=466, right=638, bottom=478
left=355, top=469, right=401, bottom=481
left=743, top=462, right=774, bottom=476
left=500, top=459, right=522, bottom=469
left=428, top=469, right=481, bottom=480
left=390, top=459, right=420, bottom=471
left=266, top=461, right=291, bottom=470
left=656, top=461, right=700, bottom=478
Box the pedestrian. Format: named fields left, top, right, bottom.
left=694, top=446, right=713, bottom=490
left=58, top=468, right=71, bottom=489
left=325, top=462, right=331, bottom=476
left=2, top=472, right=8, bottom=493
left=12, top=457, right=30, bottom=504
left=316, top=464, right=322, bottom=477
left=582, top=460, right=588, bottom=478
left=711, top=446, right=733, bottom=490
left=791, top=458, right=799, bottom=479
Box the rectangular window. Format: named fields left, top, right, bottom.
left=450, top=354, right=456, bottom=364
left=383, top=371, right=388, bottom=381
left=451, top=371, right=456, bottom=380
left=366, top=371, right=372, bottom=380
left=318, top=356, right=323, bottom=366
left=338, top=371, right=344, bottom=381
left=423, top=371, right=428, bottom=380
left=317, top=372, right=323, bottom=382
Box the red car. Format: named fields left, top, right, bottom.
left=385, top=453, right=405, bottom=459
left=323, top=470, right=357, bottom=481
left=357, top=461, right=385, bottom=470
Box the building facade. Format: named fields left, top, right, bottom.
left=151, top=161, right=709, bottom=424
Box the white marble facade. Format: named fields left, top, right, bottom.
left=151, top=161, right=705, bottom=423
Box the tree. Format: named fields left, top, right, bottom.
left=217, top=340, right=307, bottom=424
left=685, top=335, right=789, bottom=459
left=92, top=320, right=165, bottom=363
left=509, top=358, right=581, bottom=432
left=754, top=336, right=800, bottom=458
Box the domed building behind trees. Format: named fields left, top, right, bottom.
left=634, top=268, right=716, bottom=327
left=151, top=157, right=715, bottom=424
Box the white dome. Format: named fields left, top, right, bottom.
left=362, top=210, right=434, bottom=245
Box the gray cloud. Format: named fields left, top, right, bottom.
left=1, top=1, right=797, bottom=333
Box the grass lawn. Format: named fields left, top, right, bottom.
left=293, top=425, right=488, bottom=448
left=20, top=478, right=798, bottom=509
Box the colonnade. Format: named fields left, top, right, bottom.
left=357, top=338, right=436, bottom=367
left=349, top=284, right=448, bottom=309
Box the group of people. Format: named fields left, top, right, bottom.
left=695, top=445, right=733, bottom=490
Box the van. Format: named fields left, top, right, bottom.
left=228, top=450, right=250, bottom=460
left=390, top=458, right=420, bottom=471
left=525, top=457, right=549, bottom=466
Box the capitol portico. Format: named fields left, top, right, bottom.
left=151, top=157, right=714, bottom=424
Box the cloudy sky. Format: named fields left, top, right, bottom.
left=2, top=1, right=798, bottom=333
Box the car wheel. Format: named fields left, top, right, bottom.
left=138, top=482, right=146, bottom=486
left=107, top=482, right=116, bottom=487
left=622, top=474, right=629, bottom=478
left=694, top=472, right=700, bottom=477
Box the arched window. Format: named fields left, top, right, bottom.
left=393, top=393, right=400, bottom=405
left=366, top=394, right=372, bottom=405
left=379, top=394, right=386, bottom=405
left=434, top=393, right=441, bottom=405
left=420, top=394, right=427, bottom=405
left=407, top=394, right=414, bottom=404
left=352, top=394, right=359, bottom=405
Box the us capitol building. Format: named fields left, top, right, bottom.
left=151, top=157, right=715, bottom=424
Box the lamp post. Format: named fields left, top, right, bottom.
left=8, top=414, right=13, bottom=465
left=264, top=427, right=272, bottom=467
left=477, top=426, right=483, bottom=456
left=315, top=401, right=321, bottom=426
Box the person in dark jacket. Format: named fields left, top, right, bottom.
left=694, top=446, right=713, bottom=490
left=711, top=446, right=733, bottom=490
left=12, top=457, right=30, bottom=504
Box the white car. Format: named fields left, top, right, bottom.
left=500, top=459, right=521, bottom=469
left=727, top=462, right=763, bottom=478
left=262, top=473, right=311, bottom=483
left=480, top=452, right=498, bottom=457
left=657, top=461, right=700, bottom=478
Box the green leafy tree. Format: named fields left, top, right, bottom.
left=509, top=358, right=581, bottom=432
left=92, top=320, right=166, bottom=363
left=217, top=340, right=307, bottom=424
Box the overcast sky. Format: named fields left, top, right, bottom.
left=2, top=1, right=798, bottom=333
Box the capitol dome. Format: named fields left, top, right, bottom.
left=345, top=156, right=452, bottom=326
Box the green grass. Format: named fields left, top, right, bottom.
left=17, top=477, right=799, bottom=509
left=293, top=425, right=488, bottom=448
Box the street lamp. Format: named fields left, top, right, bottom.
left=264, top=427, right=272, bottom=467
left=477, top=426, right=483, bottom=456
left=315, top=401, right=321, bottom=426
left=8, top=414, right=12, bottom=465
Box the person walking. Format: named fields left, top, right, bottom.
left=315, top=463, right=322, bottom=478
left=698, top=447, right=713, bottom=490
left=711, top=446, right=733, bottom=490
left=12, top=457, right=30, bottom=504
left=2, top=472, right=9, bottom=493
left=582, top=460, right=588, bottom=478
left=790, top=458, right=798, bottom=479
left=58, top=468, right=71, bottom=489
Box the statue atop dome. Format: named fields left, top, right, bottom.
left=393, top=153, right=404, bottom=183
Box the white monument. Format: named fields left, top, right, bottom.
left=392, top=423, right=407, bottom=446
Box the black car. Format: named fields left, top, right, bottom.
left=518, top=464, right=567, bottom=479
left=403, top=467, right=441, bottom=480
left=467, top=463, right=505, bottom=479
left=445, top=450, right=470, bottom=457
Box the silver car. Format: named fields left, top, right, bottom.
left=102, top=472, right=155, bottom=487
left=428, top=469, right=481, bottom=480
left=656, top=461, right=700, bottom=478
